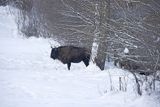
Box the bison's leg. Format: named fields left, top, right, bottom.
left=83, top=58, right=89, bottom=67
left=67, top=62, right=71, bottom=70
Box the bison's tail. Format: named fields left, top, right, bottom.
left=84, top=50, right=96, bottom=63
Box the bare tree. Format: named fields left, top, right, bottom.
left=108, top=0, right=160, bottom=94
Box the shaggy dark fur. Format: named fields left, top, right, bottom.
left=50, top=46, right=90, bottom=70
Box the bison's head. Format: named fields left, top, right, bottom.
left=50, top=48, right=58, bottom=60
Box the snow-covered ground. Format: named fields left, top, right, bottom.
left=0, top=6, right=159, bottom=107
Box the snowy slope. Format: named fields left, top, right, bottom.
left=0, top=6, right=159, bottom=107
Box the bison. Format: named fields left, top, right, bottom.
left=50, top=46, right=91, bottom=70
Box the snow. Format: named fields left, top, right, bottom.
left=124, top=47, right=129, bottom=54
left=0, top=6, right=159, bottom=107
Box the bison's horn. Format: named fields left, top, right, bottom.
left=48, top=41, right=54, bottom=49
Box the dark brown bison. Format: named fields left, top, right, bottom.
left=50, top=46, right=90, bottom=70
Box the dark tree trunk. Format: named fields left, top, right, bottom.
left=95, top=0, right=110, bottom=70
left=95, top=34, right=108, bottom=70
